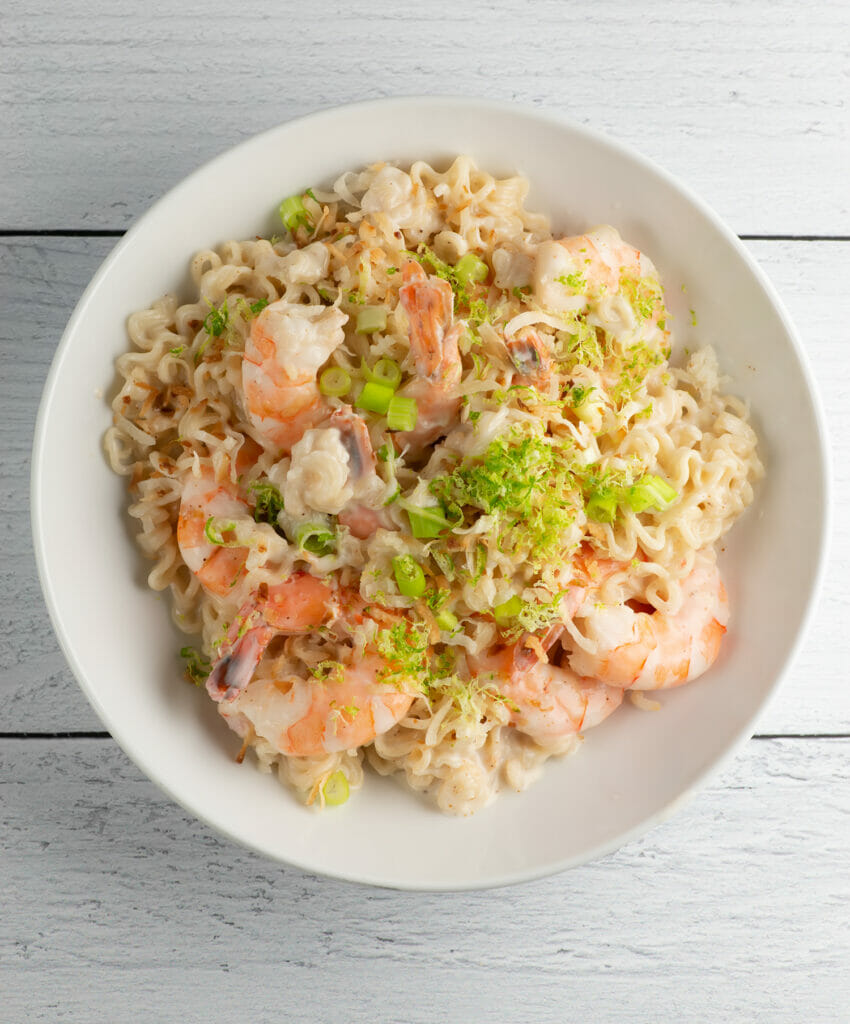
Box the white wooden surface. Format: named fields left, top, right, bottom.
left=2, top=2, right=849, bottom=1020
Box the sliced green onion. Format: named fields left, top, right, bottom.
left=387, top=395, right=418, bottom=432
left=322, top=771, right=350, bottom=807
left=279, top=194, right=309, bottom=232
left=454, top=252, right=489, bottom=287
left=573, top=394, right=602, bottom=425
left=319, top=366, right=352, bottom=397
left=356, top=381, right=394, bottom=415
left=204, top=516, right=237, bottom=546
left=356, top=307, right=388, bottom=334
left=393, top=555, right=426, bottom=599
left=435, top=609, right=459, bottom=632
left=493, top=595, right=523, bottom=626
left=361, top=356, right=401, bottom=388
left=585, top=489, right=618, bottom=523
left=627, top=474, right=678, bottom=513
left=295, top=522, right=336, bottom=556
left=404, top=503, right=451, bottom=539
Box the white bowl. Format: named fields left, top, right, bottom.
left=32, top=98, right=829, bottom=890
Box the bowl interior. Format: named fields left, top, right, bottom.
left=32, top=99, right=828, bottom=889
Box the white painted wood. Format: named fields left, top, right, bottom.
left=2, top=736, right=848, bottom=1021
left=2, top=0, right=849, bottom=235
left=2, top=237, right=846, bottom=734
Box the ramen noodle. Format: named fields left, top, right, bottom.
left=105, top=157, right=762, bottom=815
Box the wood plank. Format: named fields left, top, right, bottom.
left=1, top=237, right=846, bottom=733
left=2, top=736, right=848, bottom=1021
left=0, top=237, right=117, bottom=733
left=1, top=0, right=848, bottom=235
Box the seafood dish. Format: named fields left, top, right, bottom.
left=105, top=157, right=762, bottom=814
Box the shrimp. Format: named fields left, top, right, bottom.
left=219, top=654, right=414, bottom=757
left=395, top=260, right=462, bottom=450
left=508, top=546, right=623, bottom=673
left=472, top=643, right=622, bottom=746
left=206, top=573, right=339, bottom=701
left=567, top=556, right=729, bottom=690
left=533, top=225, right=658, bottom=314
left=330, top=408, right=395, bottom=538
left=176, top=468, right=251, bottom=596
left=207, top=575, right=414, bottom=756
left=505, top=327, right=553, bottom=388
left=242, top=297, right=347, bottom=452
left=282, top=407, right=394, bottom=537
left=509, top=581, right=589, bottom=672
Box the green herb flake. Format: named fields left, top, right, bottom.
left=202, top=301, right=229, bottom=338
left=376, top=619, right=431, bottom=686
left=310, top=660, right=345, bottom=685
left=180, top=646, right=211, bottom=686
left=555, top=272, right=586, bottom=290
left=405, top=245, right=488, bottom=319
left=249, top=480, right=285, bottom=527
left=620, top=273, right=666, bottom=322
left=429, top=429, right=581, bottom=566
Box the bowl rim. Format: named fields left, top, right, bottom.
left=30, top=95, right=832, bottom=890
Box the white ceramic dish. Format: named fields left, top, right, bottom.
left=32, top=98, right=829, bottom=890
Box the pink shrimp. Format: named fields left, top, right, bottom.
left=567, top=556, right=729, bottom=690
left=176, top=468, right=252, bottom=597
left=395, top=260, right=463, bottom=451
left=507, top=546, right=627, bottom=672
left=242, top=297, right=347, bottom=452
left=533, top=225, right=660, bottom=315
left=206, top=573, right=339, bottom=701
left=508, top=582, right=589, bottom=673
left=330, top=407, right=395, bottom=538
left=219, top=654, right=414, bottom=757
left=471, top=643, right=623, bottom=746
left=504, top=328, right=553, bottom=389
left=207, top=576, right=415, bottom=756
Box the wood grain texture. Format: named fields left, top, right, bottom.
left=2, top=0, right=849, bottom=235
left=2, top=236, right=846, bottom=734
left=2, top=736, right=848, bottom=1022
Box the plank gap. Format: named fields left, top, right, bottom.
left=751, top=732, right=850, bottom=740
left=0, top=229, right=126, bottom=237
left=0, top=731, right=112, bottom=739
left=738, top=234, right=850, bottom=242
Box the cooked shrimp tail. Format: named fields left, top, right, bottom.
left=505, top=328, right=553, bottom=387
left=207, top=573, right=339, bottom=701
left=395, top=260, right=462, bottom=451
